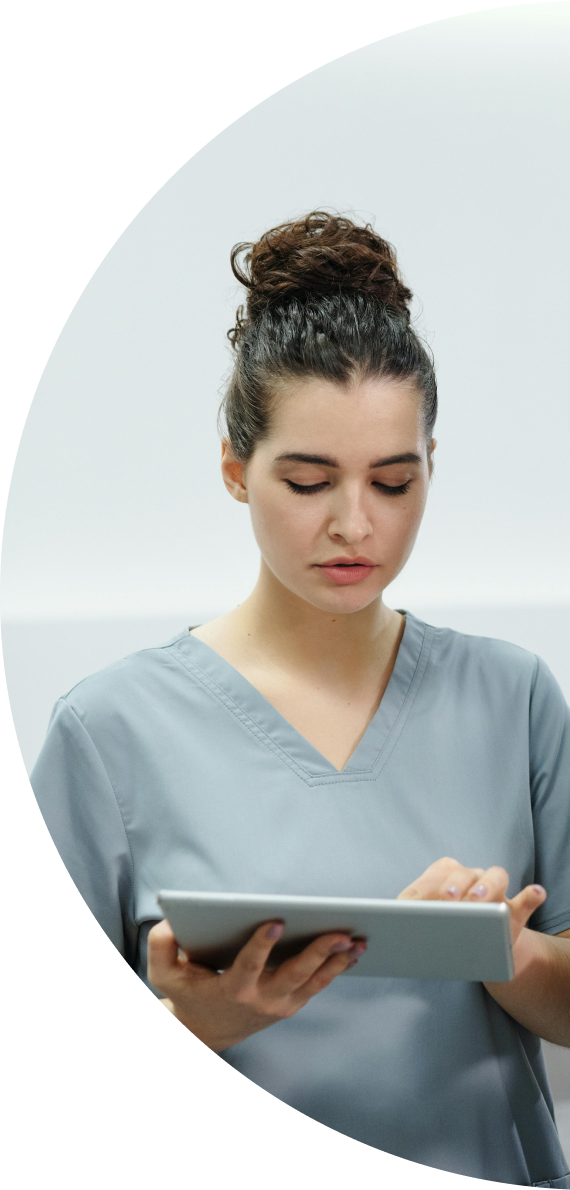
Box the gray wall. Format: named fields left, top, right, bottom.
left=2, top=5, right=570, bottom=619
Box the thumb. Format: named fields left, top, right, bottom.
left=507, top=884, right=547, bottom=944
left=147, top=918, right=180, bottom=985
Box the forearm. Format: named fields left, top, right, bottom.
left=484, top=929, right=570, bottom=1046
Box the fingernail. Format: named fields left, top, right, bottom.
left=445, top=886, right=460, bottom=899
left=470, top=884, right=487, bottom=899
left=330, top=939, right=352, bottom=953
left=532, top=885, right=546, bottom=895
left=267, top=922, right=284, bottom=940
left=346, top=958, right=359, bottom=968
left=348, top=942, right=367, bottom=958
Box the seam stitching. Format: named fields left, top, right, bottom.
left=366, top=622, right=432, bottom=781
left=168, top=626, right=431, bottom=788
left=168, top=646, right=318, bottom=783
left=534, top=910, right=570, bottom=932
left=63, top=699, right=137, bottom=923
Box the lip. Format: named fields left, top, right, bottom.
left=315, top=556, right=378, bottom=586
left=317, top=556, right=377, bottom=567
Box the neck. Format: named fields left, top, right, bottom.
left=231, top=561, right=401, bottom=679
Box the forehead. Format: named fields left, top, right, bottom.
left=266, top=376, right=424, bottom=454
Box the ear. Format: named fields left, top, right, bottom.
left=428, top=438, right=437, bottom=477
left=221, top=439, right=249, bottom=503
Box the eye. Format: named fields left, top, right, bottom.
left=372, top=481, right=412, bottom=497
left=284, top=480, right=330, bottom=495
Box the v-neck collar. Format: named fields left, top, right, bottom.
left=170, top=612, right=433, bottom=788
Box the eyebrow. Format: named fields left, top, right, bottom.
left=274, top=451, right=422, bottom=468
left=369, top=452, right=422, bottom=468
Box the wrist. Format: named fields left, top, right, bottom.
left=484, top=926, right=543, bottom=993
left=484, top=927, right=570, bottom=1046
left=169, top=1003, right=237, bottom=1052
left=510, top=925, right=548, bottom=980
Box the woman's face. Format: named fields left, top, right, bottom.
left=222, top=374, right=434, bottom=615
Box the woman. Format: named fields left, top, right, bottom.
left=32, top=212, right=570, bottom=1186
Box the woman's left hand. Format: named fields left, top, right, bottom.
left=397, top=856, right=546, bottom=949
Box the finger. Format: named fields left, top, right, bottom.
left=507, top=884, right=547, bottom=937
left=147, top=918, right=181, bottom=986
left=398, top=857, right=471, bottom=901
left=295, top=941, right=368, bottom=1000
left=229, top=920, right=285, bottom=988
left=269, top=932, right=357, bottom=994
left=438, top=867, right=486, bottom=900
left=465, top=866, right=510, bottom=902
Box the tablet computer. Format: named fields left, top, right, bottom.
left=157, top=890, right=514, bottom=981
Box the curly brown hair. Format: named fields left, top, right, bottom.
left=220, top=211, right=436, bottom=461
left=228, top=211, right=413, bottom=344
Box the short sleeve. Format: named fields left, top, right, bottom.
left=30, top=698, right=135, bottom=959
left=527, top=657, right=570, bottom=935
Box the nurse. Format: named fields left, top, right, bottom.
left=32, top=212, right=570, bottom=1186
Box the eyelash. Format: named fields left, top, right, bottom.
left=284, top=480, right=411, bottom=497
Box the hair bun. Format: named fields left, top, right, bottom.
left=230, top=211, right=413, bottom=332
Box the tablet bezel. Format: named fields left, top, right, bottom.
left=157, top=889, right=514, bottom=981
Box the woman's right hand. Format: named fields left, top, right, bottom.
left=148, top=919, right=366, bottom=1052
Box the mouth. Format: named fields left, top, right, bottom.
left=314, top=557, right=378, bottom=586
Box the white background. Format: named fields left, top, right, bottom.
left=1, top=4, right=570, bottom=1142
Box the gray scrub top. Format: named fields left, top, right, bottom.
left=31, top=612, right=570, bottom=1187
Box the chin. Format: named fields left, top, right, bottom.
left=302, top=583, right=385, bottom=616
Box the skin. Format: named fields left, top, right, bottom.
left=148, top=372, right=570, bottom=1051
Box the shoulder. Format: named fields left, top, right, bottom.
left=409, top=613, right=568, bottom=712
left=56, top=629, right=191, bottom=727
left=416, top=614, right=539, bottom=682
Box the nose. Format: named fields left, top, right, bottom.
left=327, top=483, right=373, bottom=544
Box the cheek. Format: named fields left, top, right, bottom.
left=374, top=491, right=427, bottom=550
left=249, top=489, right=320, bottom=559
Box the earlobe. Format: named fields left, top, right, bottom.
left=221, top=439, right=249, bottom=503
left=428, top=438, right=437, bottom=478
left=228, top=479, right=249, bottom=504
